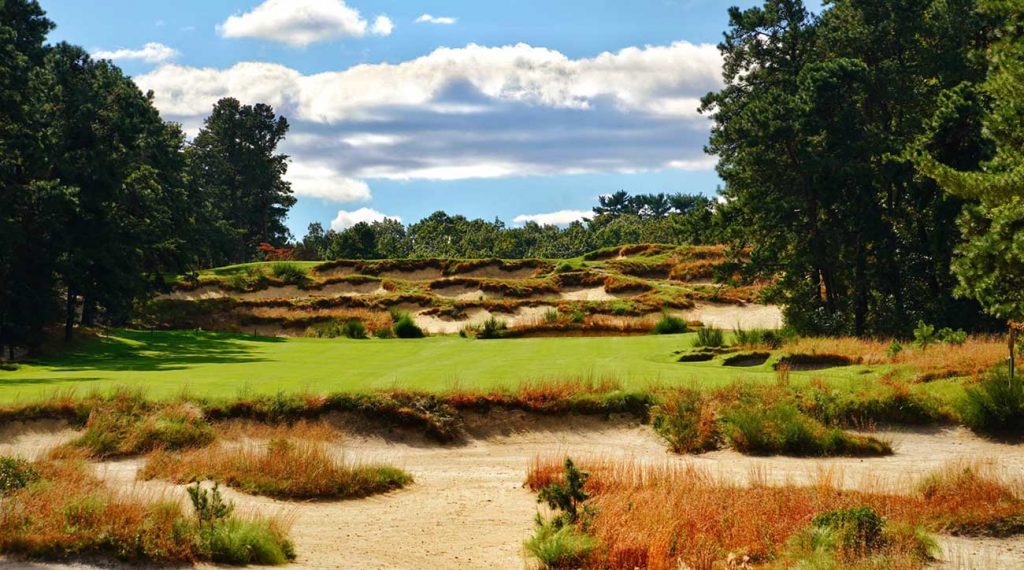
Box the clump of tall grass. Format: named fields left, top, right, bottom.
left=269, top=262, right=309, bottom=286
left=304, top=318, right=368, bottom=339
left=0, top=456, right=39, bottom=494
left=224, top=266, right=269, bottom=292
left=650, top=390, right=720, bottom=453
left=141, top=438, right=412, bottom=500
left=0, top=458, right=294, bottom=564
left=474, top=317, right=508, bottom=339
left=525, top=458, right=1022, bottom=569
left=733, top=325, right=783, bottom=349
left=391, top=310, right=425, bottom=338
left=525, top=458, right=598, bottom=569
left=68, top=390, right=214, bottom=458
left=652, top=312, right=688, bottom=335
left=959, top=366, right=1024, bottom=435
left=694, top=326, right=725, bottom=348
left=721, top=402, right=892, bottom=457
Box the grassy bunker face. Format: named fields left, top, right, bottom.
left=775, top=353, right=857, bottom=371
left=723, top=352, right=771, bottom=367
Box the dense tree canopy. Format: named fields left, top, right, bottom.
left=0, top=0, right=297, bottom=353
left=701, top=0, right=997, bottom=336
left=296, top=193, right=728, bottom=261
left=919, top=0, right=1024, bottom=323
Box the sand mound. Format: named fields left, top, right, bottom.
left=432, top=285, right=488, bottom=301
left=681, top=303, right=784, bottom=330
left=452, top=265, right=539, bottom=280
left=0, top=420, right=79, bottom=460
left=560, top=286, right=616, bottom=301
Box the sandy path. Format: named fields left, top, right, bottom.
left=3, top=419, right=1024, bottom=569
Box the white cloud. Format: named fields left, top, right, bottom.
left=331, top=207, right=401, bottom=230
left=286, top=161, right=371, bottom=202
left=370, top=15, right=393, bottom=36
left=137, top=41, right=721, bottom=189
left=93, top=42, right=179, bottom=63
left=415, top=14, right=456, bottom=25
left=218, top=0, right=390, bottom=47
left=513, top=210, right=592, bottom=226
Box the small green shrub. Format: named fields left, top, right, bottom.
left=72, top=394, right=215, bottom=458
left=537, top=458, right=590, bottom=528
left=224, top=266, right=268, bottom=292
left=569, top=309, right=586, bottom=324
left=0, top=457, right=39, bottom=494
left=651, top=390, right=720, bottom=453
left=733, top=326, right=783, bottom=349
left=722, top=403, right=891, bottom=457
left=694, top=326, right=725, bottom=348
left=937, top=327, right=968, bottom=346
left=392, top=312, right=425, bottom=339
left=960, top=367, right=1024, bottom=434
left=887, top=340, right=904, bottom=359
left=652, top=313, right=688, bottom=335
left=0, top=362, right=18, bottom=371
left=374, top=326, right=394, bottom=339
left=813, top=507, right=885, bottom=557
left=476, top=317, right=508, bottom=339
left=555, top=262, right=574, bottom=273
left=189, top=482, right=295, bottom=565
left=544, top=308, right=560, bottom=323
left=343, top=319, right=368, bottom=339
left=913, top=321, right=968, bottom=348
left=524, top=522, right=597, bottom=569
left=270, top=263, right=309, bottom=286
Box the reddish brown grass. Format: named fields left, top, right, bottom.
left=526, top=458, right=1024, bottom=570
left=786, top=336, right=1007, bottom=380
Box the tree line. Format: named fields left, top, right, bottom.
left=0, top=0, right=293, bottom=353
left=701, top=0, right=1021, bottom=337
left=296, top=192, right=728, bottom=261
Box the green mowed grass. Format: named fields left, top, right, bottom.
left=0, top=330, right=886, bottom=403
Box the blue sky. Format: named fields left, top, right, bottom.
left=41, top=0, right=821, bottom=237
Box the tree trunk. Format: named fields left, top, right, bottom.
left=65, top=287, right=77, bottom=341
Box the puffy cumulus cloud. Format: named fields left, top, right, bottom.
left=93, top=42, right=179, bottom=63
left=286, top=161, right=371, bottom=202
left=219, top=0, right=390, bottom=47
left=137, top=41, right=721, bottom=193
left=513, top=210, right=592, bottom=226
left=331, top=207, right=401, bottom=230
left=415, top=14, right=456, bottom=25
left=370, top=15, right=393, bottom=36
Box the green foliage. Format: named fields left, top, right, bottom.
left=960, top=366, right=1024, bottom=434
left=651, top=390, right=720, bottom=453
left=224, top=266, right=269, bottom=292
left=652, top=313, right=688, bottom=335
left=475, top=317, right=508, bottom=339
left=733, top=326, right=783, bottom=349
left=813, top=507, right=885, bottom=557
left=343, top=319, right=368, bottom=340
left=72, top=393, right=215, bottom=458
left=887, top=340, right=904, bottom=359
left=269, top=263, right=309, bottom=286
left=524, top=522, right=597, bottom=569
left=914, top=321, right=968, bottom=348
left=392, top=312, right=425, bottom=339
left=544, top=308, right=560, bottom=323
left=722, top=402, right=892, bottom=457
left=706, top=0, right=993, bottom=337
left=305, top=319, right=369, bottom=340
left=536, top=458, right=591, bottom=529
left=694, top=326, right=725, bottom=348
left=188, top=482, right=294, bottom=565
left=0, top=456, right=39, bottom=495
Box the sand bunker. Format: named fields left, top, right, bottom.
left=451, top=265, right=539, bottom=280
left=560, top=286, right=616, bottom=301
left=1, top=421, right=1022, bottom=569
left=378, top=268, right=445, bottom=281
left=681, top=303, right=784, bottom=330
left=413, top=305, right=556, bottom=335
left=432, top=285, right=488, bottom=301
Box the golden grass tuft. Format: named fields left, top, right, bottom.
left=141, top=438, right=412, bottom=500
left=526, top=457, right=1024, bottom=569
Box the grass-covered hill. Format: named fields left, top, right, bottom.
left=143, top=244, right=774, bottom=338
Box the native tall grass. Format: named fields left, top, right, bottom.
left=526, top=458, right=1024, bottom=570
left=141, top=438, right=412, bottom=500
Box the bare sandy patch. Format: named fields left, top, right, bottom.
left=680, top=302, right=784, bottom=330
left=452, top=265, right=539, bottom=280
left=5, top=421, right=1024, bottom=569
left=378, top=268, right=445, bottom=281
left=158, top=285, right=227, bottom=301
left=560, top=286, right=616, bottom=301
left=432, top=284, right=488, bottom=301
left=0, top=420, right=79, bottom=460
left=414, top=307, right=493, bottom=335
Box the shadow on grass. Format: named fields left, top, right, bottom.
left=25, top=329, right=282, bottom=373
